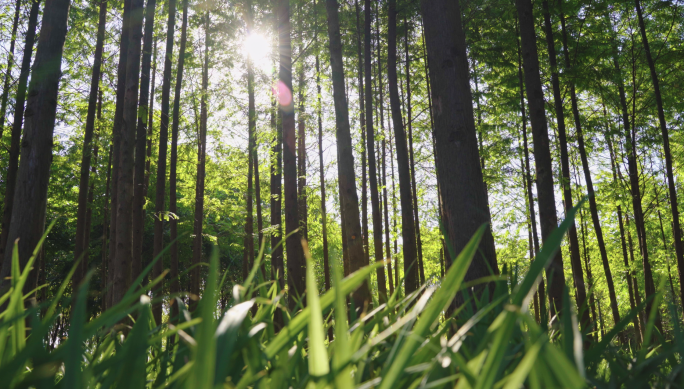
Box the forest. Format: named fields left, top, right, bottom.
left=0, top=0, right=683, bottom=385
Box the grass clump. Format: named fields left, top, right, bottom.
left=1, top=211, right=683, bottom=388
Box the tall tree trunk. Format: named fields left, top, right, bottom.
left=270, top=78, right=284, bottom=291
left=83, top=93, right=104, bottom=287
left=153, top=0, right=177, bottom=324
left=0, top=0, right=71, bottom=293
left=145, top=39, right=157, bottom=199
left=170, top=0, right=189, bottom=304
left=388, top=0, right=418, bottom=294
left=102, top=145, right=113, bottom=312
left=516, top=29, right=546, bottom=323
left=540, top=0, right=588, bottom=331
left=404, top=16, right=424, bottom=286
left=607, top=132, right=640, bottom=343
left=113, top=0, right=144, bottom=305
left=376, top=27, right=393, bottom=295
left=296, top=31, right=308, bottom=242
left=635, top=0, right=683, bottom=307
left=0, top=0, right=21, bottom=140
left=192, top=12, right=209, bottom=295
left=243, top=21, right=255, bottom=284
left=626, top=215, right=646, bottom=340
left=514, top=0, right=566, bottom=319
left=315, top=17, right=331, bottom=338
left=131, top=0, right=157, bottom=286
left=389, top=117, right=399, bottom=290
left=355, top=0, right=369, bottom=275
left=324, top=0, right=371, bottom=308
left=605, top=11, right=657, bottom=335
left=419, top=0, right=498, bottom=296
left=279, top=0, right=306, bottom=307
left=579, top=207, right=598, bottom=337
left=0, top=0, right=40, bottom=265
left=558, top=2, right=620, bottom=327
left=107, top=0, right=132, bottom=310
left=364, top=0, right=387, bottom=301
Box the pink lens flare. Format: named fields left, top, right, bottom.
left=272, top=80, right=292, bottom=107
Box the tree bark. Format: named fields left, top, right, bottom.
left=404, top=16, right=424, bottom=286
left=83, top=93, right=103, bottom=287
left=270, top=80, right=284, bottom=290
left=243, top=19, right=255, bottom=284
left=145, top=40, right=157, bottom=200
left=279, top=0, right=306, bottom=307
left=635, top=0, right=683, bottom=307
left=514, top=0, right=566, bottom=319
left=192, top=12, right=209, bottom=296
left=579, top=207, right=598, bottom=337
left=0, top=0, right=22, bottom=140
left=315, top=20, right=331, bottom=338
left=540, top=0, right=588, bottom=331
left=0, top=0, right=71, bottom=293
left=324, top=0, right=370, bottom=308
left=557, top=2, right=620, bottom=327
left=364, top=0, right=387, bottom=301
left=113, top=0, right=144, bottom=305
left=0, top=0, right=40, bottom=266
left=105, top=0, right=129, bottom=308
left=516, top=29, right=546, bottom=323
left=102, top=145, right=112, bottom=311
left=375, top=28, right=393, bottom=295
left=627, top=214, right=646, bottom=341
left=131, top=0, right=157, bottom=286
left=355, top=0, right=369, bottom=276
left=419, top=0, right=498, bottom=296
left=388, top=0, right=418, bottom=294
left=169, top=0, right=189, bottom=307
left=296, top=36, right=308, bottom=243
left=153, top=0, right=177, bottom=324
left=607, top=132, right=640, bottom=343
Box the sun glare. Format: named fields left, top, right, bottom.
left=242, top=32, right=272, bottom=73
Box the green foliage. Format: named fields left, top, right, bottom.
left=2, top=214, right=683, bottom=388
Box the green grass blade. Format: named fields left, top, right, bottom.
left=302, top=239, right=329, bottom=377
left=378, top=224, right=486, bottom=389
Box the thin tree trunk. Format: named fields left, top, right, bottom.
left=540, top=0, right=588, bottom=332
left=192, top=12, right=209, bottom=295
left=279, top=0, right=306, bottom=307
left=153, top=0, right=177, bottom=324
left=107, top=0, right=132, bottom=309
left=0, top=0, right=40, bottom=265
left=296, top=32, right=308, bottom=242
left=270, top=76, right=284, bottom=291
left=516, top=27, right=546, bottom=323
left=170, top=0, right=189, bottom=304
left=102, top=145, right=113, bottom=312
left=420, top=0, right=498, bottom=298
left=404, top=16, right=424, bottom=286
left=83, top=92, right=104, bottom=282
left=355, top=0, right=369, bottom=275
left=579, top=207, right=598, bottom=337
left=389, top=115, right=399, bottom=290
left=315, top=14, right=331, bottom=338
left=635, top=0, right=683, bottom=307
left=243, top=31, right=255, bottom=284
left=364, top=0, right=387, bottom=302
left=514, top=0, right=566, bottom=319
left=376, top=28, right=393, bottom=295
left=606, top=130, right=640, bottom=342
left=145, top=40, right=157, bottom=199
left=131, top=0, right=157, bottom=286
left=626, top=214, right=646, bottom=340
left=0, top=0, right=21, bottom=140
left=558, top=3, right=620, bottom=327
left=324, top=0, right=370, bottom=308
left=388, top=0, right=418, bottom=294
left=0, top=0, right=71, bottom=293
left=113, top=0, right=144, bottom=305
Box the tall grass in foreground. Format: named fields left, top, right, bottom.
left=1, top=207, right=683, bottom=388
